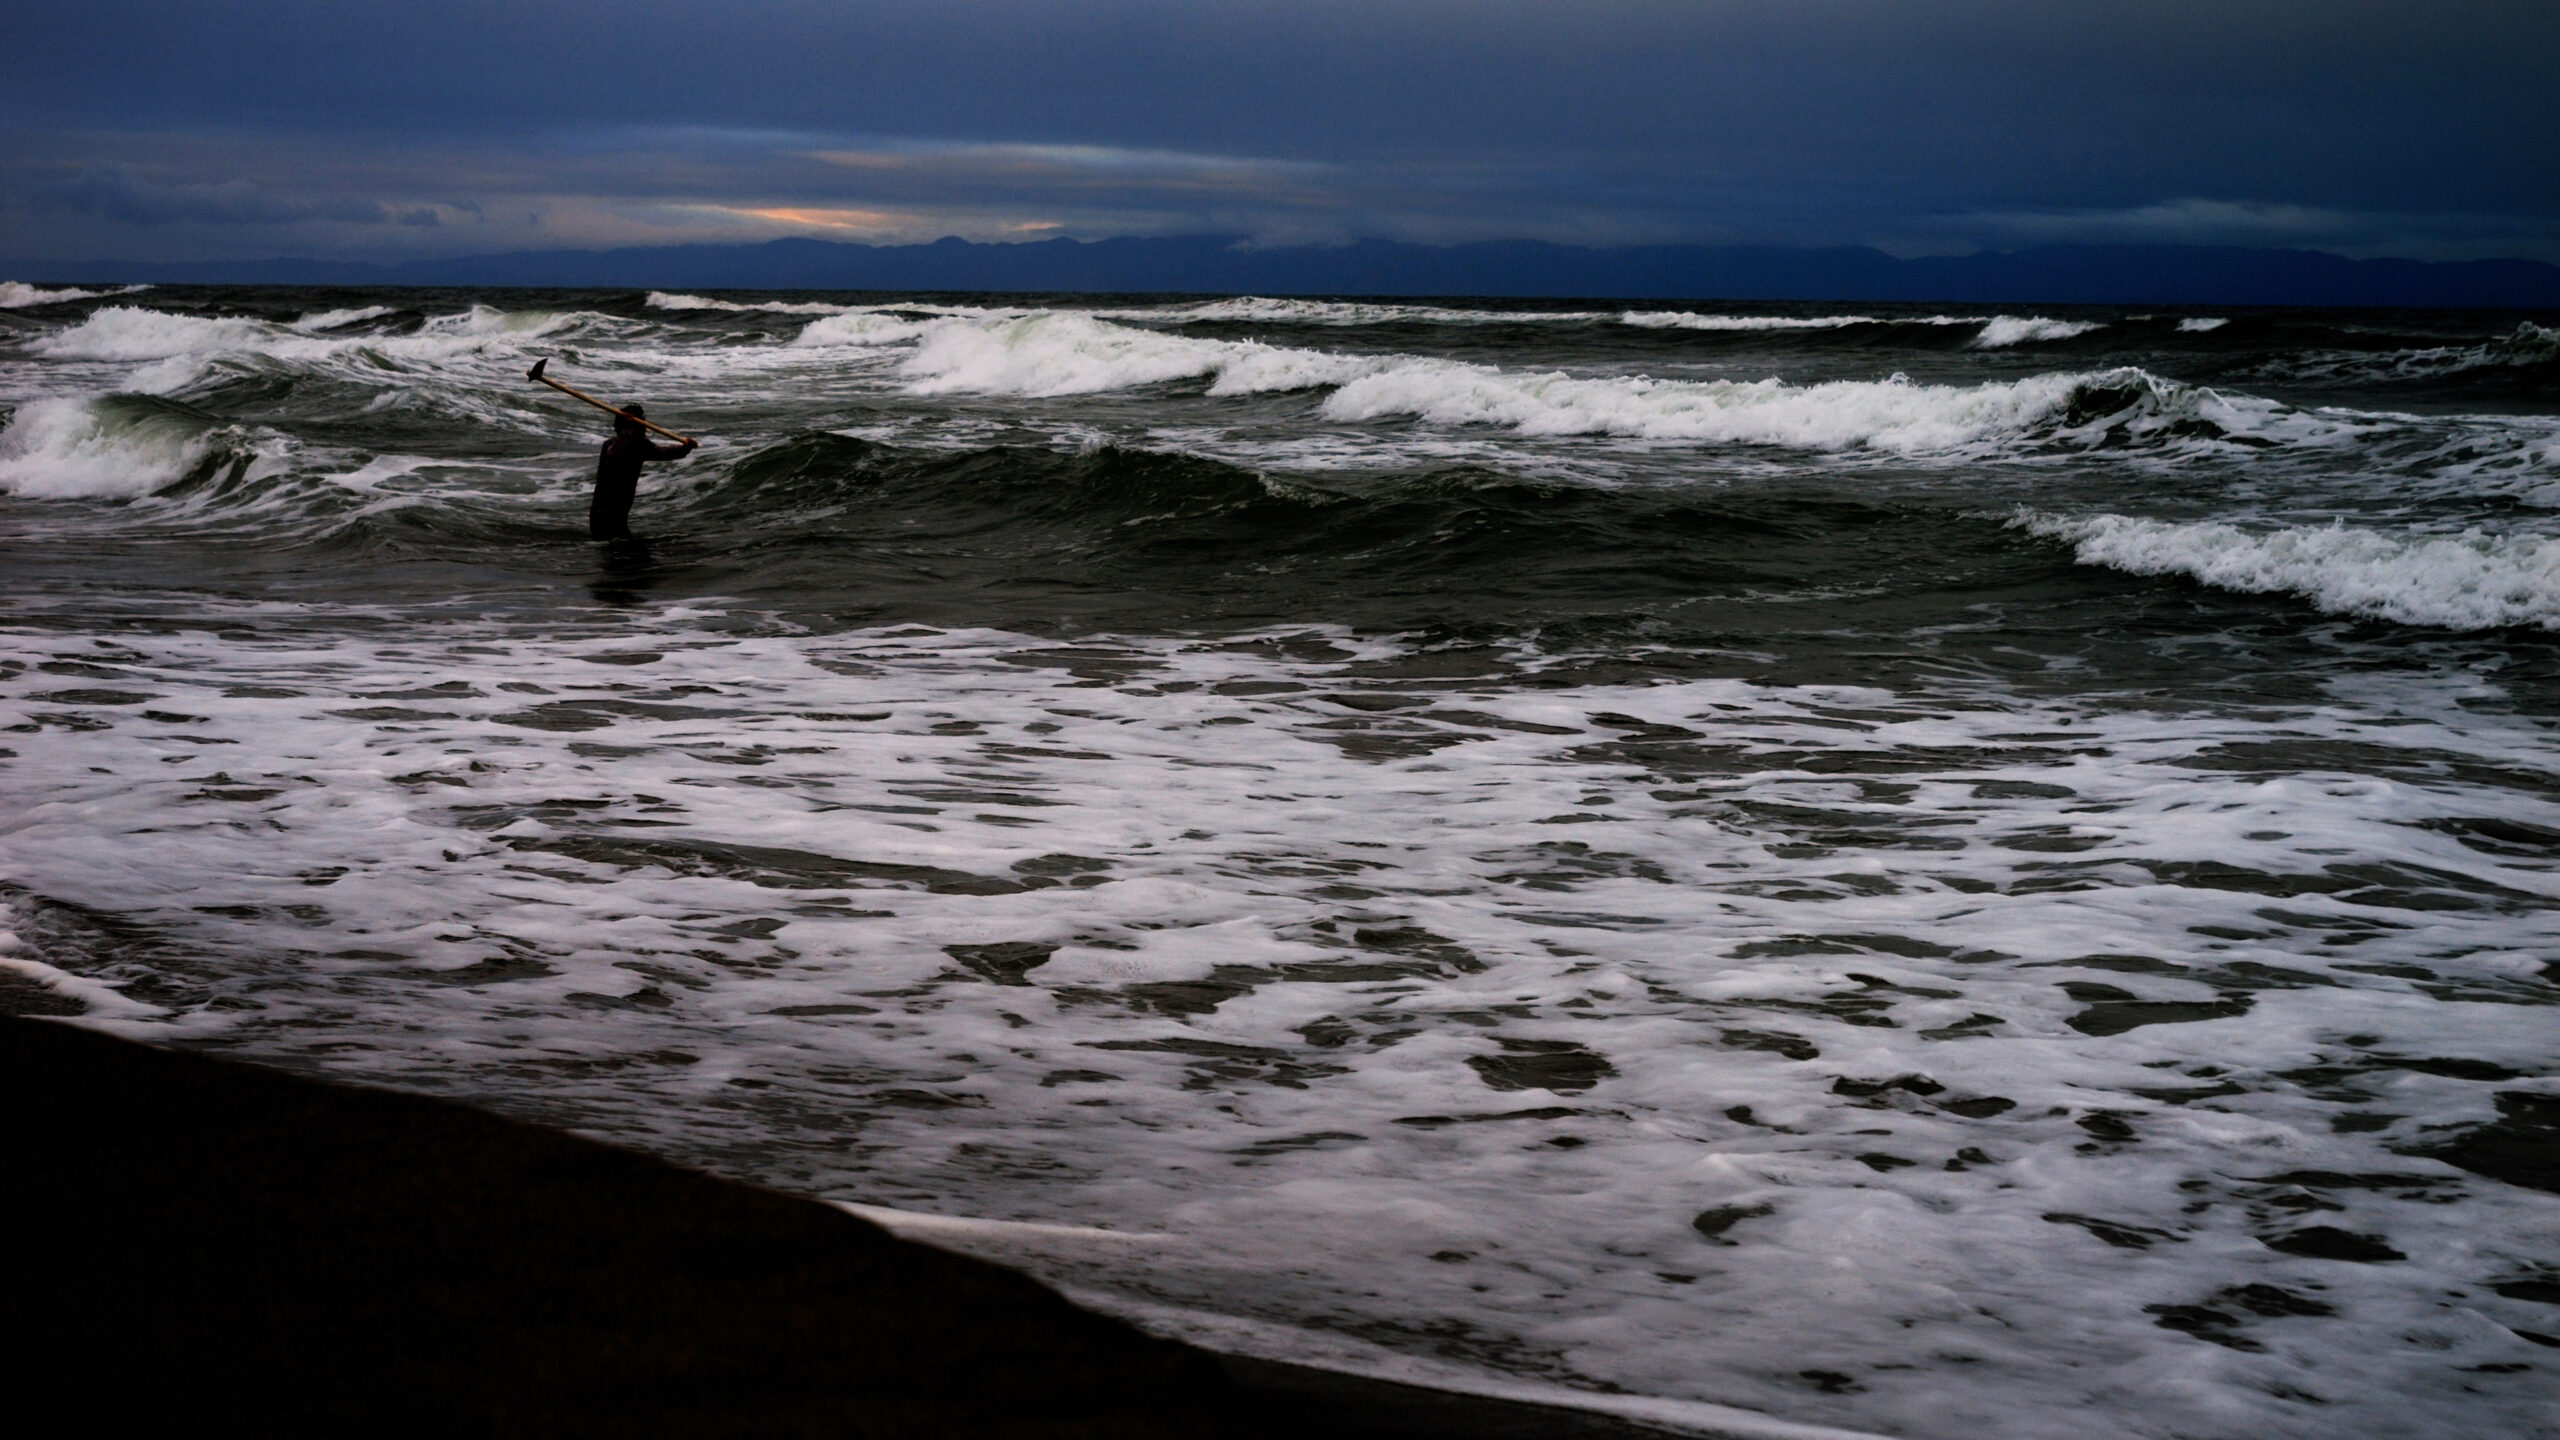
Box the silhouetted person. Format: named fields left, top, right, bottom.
left=590, top=404, right=695, bottom=540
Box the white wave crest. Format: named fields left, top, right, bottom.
left=413, top=303, right=588, bottom=341
left=0, top=396, right=249, bottom=500
left=41, top=302, right=591, bottom=366
left=892, top=311, right=1382, bottom=398
left=32, top=305, right=279, bottom=362
left=1103, top=297, right=1606, bottom=326
left=2490, top=320, right=2560, bottom=363
left=0, top=281, right=149, bottom=309
left=2014, top=508, right=2560, bottom=630
left=2177, top=317, right=2230, bottom=333
left=794, top=306, right=2376, bottom=463
left=1320, top=362, right=2203, bottom=451
left=790, top=311, right=942, bottom=348
left=1620, top=311, right=1883, bottom=331
left=863, top=312, right=2312, bottom=457
left=29, top=302, right=605, bottom=396
left=292, top=304, right=396, bottom=331
left=649, top=291, right=855, bottom=317
left=1623, top=311, right=2033, bottom=334
left=1969, top=316, right=2106, bottom=348
left=2280, top=321, right=2560, bottom=387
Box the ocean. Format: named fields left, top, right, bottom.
left=1, top=281, right=2555, bottom=1438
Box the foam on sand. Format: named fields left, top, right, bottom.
left=0, top=898, right=159, bottom=1017
left=2013, top=508, right=2560, bottom=630
left=2, top=612, right=2551, bottom=1439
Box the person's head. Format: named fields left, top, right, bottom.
left=615, top=404, right=646, bottom=436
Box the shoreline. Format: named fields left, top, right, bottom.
left=2, top=1009, right=1729, bottom=1438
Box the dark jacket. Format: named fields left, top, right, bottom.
left=589, top=430, right=689, bottom=539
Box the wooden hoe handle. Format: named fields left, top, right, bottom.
left=526, top=358, right=695, bottom=445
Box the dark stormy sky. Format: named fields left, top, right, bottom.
left=8, top=0, right=2556, bottom=264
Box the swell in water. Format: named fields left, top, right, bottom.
left=14, top=292, right=2558, bottom=633
left=1, top=281, right=2556, bottom=1440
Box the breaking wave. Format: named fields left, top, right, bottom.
left=1620, top=311, right=1891, bottom=331
left=1112, top=301, right=2105, bottom=350
left=1103, top=297, right=1608, bottom=326
left=1968, top=316, right=2107, bottom=348
left=797, top=304, right=2460, bottom=462
left=648, top=291, right=858, bottom=317
left=27, top=303, right=611, bottom=395
left=2013, top=507, right=2560, bottom=630
left=2265, top=321, right=2560, bottom=389
left=841, top=306, right=2177, bottom=433
left=1320, top=362, right=2318, bottom=454
left=291, top=305, right=398, bottom=331
left=789, top=311, right=944, bottom=348
left=31, top=305, right=280, bottom=363
left=883, top=310, right=1386, bottom=398
left=0, top=282, right=149, bottom=309
left=0, top=394, right=276, bottom=501
left=37, top=303, right=590, bottom=363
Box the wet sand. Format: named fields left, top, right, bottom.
left=1, top=1011, right=1686, bottom=1438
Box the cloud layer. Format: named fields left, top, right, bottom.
left=6, top=1, right=2556, bottom=264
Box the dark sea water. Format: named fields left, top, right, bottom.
left=2, top=281, right=2556, bottom=1437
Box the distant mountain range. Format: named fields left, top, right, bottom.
left=15, top=235, right=2560, bottom=307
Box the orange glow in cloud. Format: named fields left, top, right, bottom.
left=696, top=205, right=1067, bottom=241
left=723, top=205, right=904, bottom=232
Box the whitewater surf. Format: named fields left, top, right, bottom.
left=0, top=283, right=2554, bottom=1439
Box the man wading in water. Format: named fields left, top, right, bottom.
left=590, top=404, right=696, bottom=540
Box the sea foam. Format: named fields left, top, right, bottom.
left=828, top=306, right=2274, bottom=458
left=2014, top=508, right=2560, bottom=630
left=889, top=311, right=1383, bottom=398
left=0, top=282, right=147, bottom=309
left=1103, top=297, right=1608, bottom=326
left=1617, top=310, right=1955, bottom=330
left=0, top=893, right=160, bottom=1017
left=291, top=305, right=397, bottom=331
left=1320, top=362, right=2229, bottom=452
left=649, top=291, right=858, bottom=317
left=789, top=311, right=943, bottom=347
left=39, top=303, right=594, bottom=366
left=32, top=305, right=281, bottom=363
left=4, top=613, right=2551, bottom=1440
left=28, top=302, right=610, bottom=398
left=1968, top=316, right=2106, bottom=348
left=2268, top=321, right=2560, bottom=387
left=0, top=396, right=259, bottom=501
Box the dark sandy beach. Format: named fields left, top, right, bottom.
left=1, top=1008, right=1686, bottom=1438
